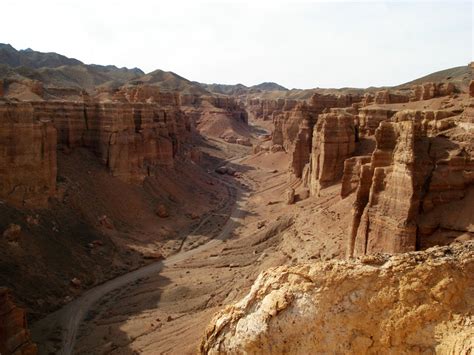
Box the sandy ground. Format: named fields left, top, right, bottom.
left=65, top=146, right=353, bottom=354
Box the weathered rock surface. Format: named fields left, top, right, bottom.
left=272, top=93, right=361, bottom=153
left=412, top=82, right=455, bottom=101
left=0, top=288, right=38, bottom=355
left=0, top=101, right=57, bottom=208
left=200, top=241, right=474, bottom=355
left=348, top=110, right=473, bottom=256
left=357, top=108, right=396, bottom=136
left=341, top=155, right=371, bottom=198
left=0, top=94, right=192, bottom=207
left=288, top=104, right=315, bottom=178
left=374, top=90, right=410, bottom=104
left=308, top=111, right=356, bottom=196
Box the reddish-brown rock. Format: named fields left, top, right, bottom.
left=357, top=108, right=396, bottom=136
left=340, top=155, right=371, bottom=198
left=289, top=104, right=316, bottom=178
left=374, top=90, right=409, bottom=104
left=347, top=109, right=473, bottom=256
left=411, top=82, right=455, bottom=101
left=0, top=288, right=38, bottom=355
left=156, top=204, right=170, bottom=218
left=308, top=112, right=356, bottom=195
left=0, top=101, right=57, bottom=208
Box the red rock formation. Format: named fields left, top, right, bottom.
left=411, top=82, right=455, bottom=101
left=347, top=110, right=473, bottom=256
left=340, top=155, right=371, bottom=198
left=357, top=108, right=396, bottom=136
left=290, top=104, right=315, bottom=178
left=272, top=93, right=361, bottom=153
left=31, top=99, right=190, bottom=183
left=349, top=120, right=428, bottom=256
left=0, top=288, right=38, bottom=355
left=0, top=92, right=193, bottom=207
left=0, top=100, right=57, bottom=208
left=246, top=98, right=298, bottom=121
left=374, top=90, right=409, bottom=104
left=470, top=80, right=474, bottom=97
left=308, top=111, right=356, bottom=196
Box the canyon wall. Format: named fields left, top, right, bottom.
left=307, top=111, right=356, bottom=195
left=0, top=101, right=57, bottom=208
left=201, top=242, right=474, bottom=354
left=347, top=109, right=473, bottom=256
left=0, top=288, right=38, bottom=355
left=0, top=94, right=192, bottom=208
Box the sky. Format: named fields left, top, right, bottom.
left=2, top=0, right=472, bottom=89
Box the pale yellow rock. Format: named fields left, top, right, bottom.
left=200, top=241, right=474, bottom=354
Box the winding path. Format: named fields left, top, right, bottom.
left=32, top=183, right=247, bottom=355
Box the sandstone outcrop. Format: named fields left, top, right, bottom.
left=357, top=108, right=396, bottom=136
left=0, top=101, right=57, bottom=208
left=0, top=288, right=38, bottom=355
left=0, top=93, right=192, bottom=208
left=340, top=155, right=371, bottom=198
left=374, top=90, right=409, bottom=104
left=200, top=242, right=474, bottom=354
left=412, top=82, right=455, bottom=101
left=347, top=110, right=473, bottom=256
left=289, top=104, right=315, bottom=178
left=307, top=111, right=356, bottom=195
left=272, top=93, right=361, bottom=153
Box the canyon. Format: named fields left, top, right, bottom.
left=0, top=43, right=472, bottom=354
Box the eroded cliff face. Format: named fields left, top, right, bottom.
left=307, top=111, right=356, bottom=196
left=347, top=109, right=473, bottom=256
left=357, top=108, right=396, bottom=136
left=271, top=93, right=361, bottom=153
left=0, top=94, right=192, bottom=207
left=200, top=241, right=474, bottom=355
left=0, top=101, right=57, bottom=208
left=0, top=288, right=37, bottom=355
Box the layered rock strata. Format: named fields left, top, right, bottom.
left=0, top=101, right=57, bottom=208
left=347, top=110, right=473, bottom=256
left=357, top=108, right=396, bottom=136
left=412, top=82, right=455, bottom=101
left=200, top=242, right=474, bottom=355
left=307, top=111, right=356, bottom=195
left=0, top=95, right=192, bottom=207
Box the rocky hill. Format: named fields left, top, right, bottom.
left=0, top=44, right=144, bottom=93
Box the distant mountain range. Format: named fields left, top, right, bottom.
left=0, top=44, right=291, bottom=96
left=0, top=43, right=470, bottom=97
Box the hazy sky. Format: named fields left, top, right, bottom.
left=3, top=0, right=472, bottom=89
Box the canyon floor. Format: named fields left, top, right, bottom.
left=31, top=119, right=351, bottom=355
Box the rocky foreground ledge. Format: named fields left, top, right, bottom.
left=200, top=241, right=474, bottom=354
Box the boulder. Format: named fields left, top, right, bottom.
left=3, top=224, right=22, bottom=241
left=285, top=188, right=295, bottom=205
left=156, top=204, right=169, bottom=218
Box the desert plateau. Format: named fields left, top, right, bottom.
left=0, top=1, right=473, bottom=354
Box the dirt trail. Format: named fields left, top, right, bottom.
left=32, top=178, right=247, bottom=355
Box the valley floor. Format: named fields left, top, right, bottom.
left=32, top=143, right=354, bottom=354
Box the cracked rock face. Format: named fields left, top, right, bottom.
left=200, top=241, right=474, bottom=354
